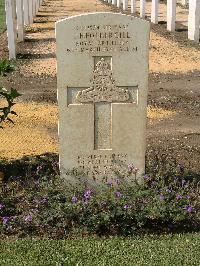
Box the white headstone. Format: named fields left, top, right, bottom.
left=36, top=0, right=40, bottom=12
left=167, top=0, right=176, bottom=32
left=112, top=0, right=117, bottom=5
left=33, top=0, right=36, bottom=17
left=29, top=0, right=33, bottom=24
left=188, top=0, right=200, bottom=42
left=5, top=0, right=17, bottom=59
left=140, top=0, right=146, bottom=19
left=151, top=0, right=159, bottom=24
left=182, top=0, right=188, bottom=5
left=16, top=0, right=24, bottom=42
left=123, top=0, right=128, bottom=11
left=117, top=0, right=121, bottom=8
left=23, top=0, right=29, bottom=25
left=56, top=13, right=150, bottom=180
left=131, top=0, right=136, bottom=14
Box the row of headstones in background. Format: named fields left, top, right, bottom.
left=5, top=0, right=43, bottom=60
left=105, top=0, right=200, bottom=42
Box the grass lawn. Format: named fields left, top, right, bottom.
left=0, top=0, right=6, bottom=33
left=0, top=234, right=200, bottom=266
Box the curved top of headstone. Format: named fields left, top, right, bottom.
left=56, top=12, right=150, bottom=25
left=56, top=11, right=150, bottom=88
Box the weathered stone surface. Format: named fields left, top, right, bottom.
left=56, top=13, right=150, bottom=180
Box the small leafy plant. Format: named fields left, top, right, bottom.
left=0, top=157, right=199, bottom=239
left=0, top=87, right=21, bottom=128
left=0, top=59, right=14, bottom=76
left=25, top=26, right=41, bottom=33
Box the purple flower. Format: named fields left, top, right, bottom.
left=84, top=190, right=92, bottom=201
left=24, top=215, right=33, bottom=222
left=159, top=195, right=165, bottom=201
left=41, top=197, right=48, bottom=204
left=0, top=203, right=5, bottom=210
left=176, top=195, right=183, bottom=200
left=143, top=175, right=151, bottom=181
left=107, top=181, right=113, bottom=187
left=30, top=209, right=38, bottom=214
left=166, top=188, right=172, bottom=193
left=124, top=204, right=129, bottom=209
left=115, top=191, right=122, bottom=198
left=72, top=196, right=78, bottom=204
left=151, top=181, right=157, bottom=187
left=186, top=195, right=191, bottom=199
left=2, top=216, right=10, bottom=225
left=185, top=205, right=193, bottom=213
left=115, top=178, right=121, bottom=185
left=182, top=179, right=186, bottom=187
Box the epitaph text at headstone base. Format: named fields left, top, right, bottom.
left=56, top=13, right=150, bottom=180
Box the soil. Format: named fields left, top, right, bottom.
left=0, top=0, right=199, bottom=172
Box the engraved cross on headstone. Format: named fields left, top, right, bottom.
left=67, top=57, right=138, bottom=150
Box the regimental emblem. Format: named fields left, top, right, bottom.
left=67, top=57, right=138, bottom=150
left=76, top=58, right=130, bottom=103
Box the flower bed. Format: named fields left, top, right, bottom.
left=0, top=153, right=199, bottom=239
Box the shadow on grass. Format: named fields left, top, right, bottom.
left=0, top=151, right=199, bottom=183
left=0, top=153, right=59, bottom=181
left=25, top=37, right=56, bottom=43
left=16, top=52, right=56, bottom=60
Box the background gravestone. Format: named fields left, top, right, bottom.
left=56, top=13, right=150, bottom=179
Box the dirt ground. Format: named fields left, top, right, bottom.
left=0, top=0, right=199, bottom=172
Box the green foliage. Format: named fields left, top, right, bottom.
left=0, top=87, right=21, bottom=128
left=0, top=234, right=200, bottom=266
left=0, top=0, right=6, bottom=33
left=25, top=26, right=41, bottom=33
left=0, top=159, right=199, bottom=238
left=0, top=59, right=14, bottom=76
